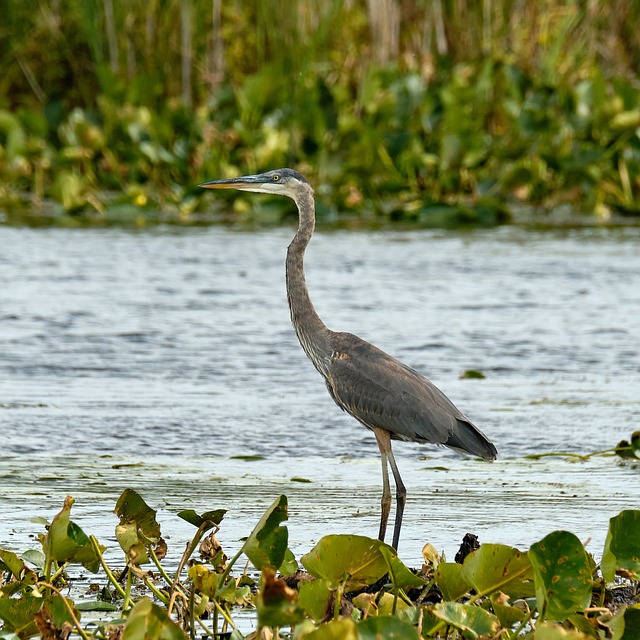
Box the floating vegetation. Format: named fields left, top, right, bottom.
left=1, top=485, right=639, bottom=639
left=460, top=370, right=486, bottom=380
left=525, top=430, right=640, bottom=462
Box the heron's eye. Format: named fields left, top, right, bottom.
left=273, top=175, right=280, bottom=181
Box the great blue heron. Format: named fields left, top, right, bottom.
left=200, top=168, right=497, bottom=549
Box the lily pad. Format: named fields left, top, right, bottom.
left=380, top=546, right=426, bottom=591
left=432, top=601, right=500, bottom=638
left=301, top=534, right=392, bottom=590
left=608, top=606, right=640, bottom=640
left=462, top=543, right=535, bottom=599
left=122, top=598, right=184, bottom=640
left=300, top=618, right=358, bottom=640
left=45, top=496, right=104, bottom=573
left=0, top=595, right=78, bottom=638
left=242, top=494, right=288, bottom=571
left=533, top=622, right=591, bottom=639
left=299, top=578, right=333, bottom=621
left=357, top=615, right=420, bottom=639
left=114, top=489, right=163, bottom=565
left=528, top=531, right=592, bottom=621
left=601, top=510, right=640, bottom=582
left=177, top=508, right=226, bottom=529
left=188, top=564, right=219, bottom=598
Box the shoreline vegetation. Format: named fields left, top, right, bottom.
left=2, top=1, right=640, bottom=228
left=1, top=486, right=639, bottom=639
left=1, top=438, right=639, bottom=638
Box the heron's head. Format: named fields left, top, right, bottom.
left=199, top=168, right=310, bottom=201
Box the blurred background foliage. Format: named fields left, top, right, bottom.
left=1, top=0, right=640, bottom=226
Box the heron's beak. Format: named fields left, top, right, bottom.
left=199, top=174, right=264, bottom=191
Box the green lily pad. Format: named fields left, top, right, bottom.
left=528, top=531, right=592, bottom=621
left=436, top=562, right=473, bottom=601
left=242, top=494, right=289, bottom=571
left=608, top=605, right=640, bottom=640
left=0, top=549, right=26, bottom=579
left=75, top=601, right=120, bottom=612
left=300, top=618, right=359, bottom=640
left=114, top=489, right=163, bottom=565
left=357, top=615, right=420, bottom=639
left=46, top=496, right=104, bottom=573
left=432, top=601, right=500, bottom=638
left=301, top=534, right=392, bottom=590
left=380, top=546, right=426, bottom=591
left=279, top=547, right=298, bottom=576
left=462, top=543, right=535, bottom=599
left=177, top=508, right=226, bottom=529
left=299, top=578, right=333, bottom=621
left=601, top=510, right=640, bottom=582
left=188, top=563, right=219, bottom=598
left=122, top=598, right=184, bottom=640
left=533, top=622, right=591, bottom=639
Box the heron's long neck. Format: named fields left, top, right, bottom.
left=286, top=188, right=331, bottom=374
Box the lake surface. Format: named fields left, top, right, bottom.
left=1, top=224, right=639, bottom=568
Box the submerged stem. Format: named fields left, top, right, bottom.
left=168, top=521, right=214, bottom=615
left=89, top=535, right=128, bottom=600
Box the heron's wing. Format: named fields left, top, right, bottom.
left=325, top=332, right=496, bottom=460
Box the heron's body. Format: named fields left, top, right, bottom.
left=201, top=168, right=497, bottom=549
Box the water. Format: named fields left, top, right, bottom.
left=1, top=225, right=639, bottom=568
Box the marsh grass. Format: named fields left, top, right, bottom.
left=2, top=2, right=640, bottom=223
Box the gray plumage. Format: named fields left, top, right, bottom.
left=200, top=168, right=497, bottom=549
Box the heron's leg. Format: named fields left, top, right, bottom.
left=386, top=446, right=407, bottom=551
left=373, top=428, right=392, bottom=544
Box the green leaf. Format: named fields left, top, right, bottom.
left=601, top=510, right=640, bottom=582
left=490, top=594, right=528, bottom=628
left=299, top=578, right=333, bottom=621
left=432, top=601, right=500, bottom=638
left=528, top=531, right=592, bottom=621
left=374, top=592, right=411, bottom=616
left=216, top=580, right=251, bottom=606
left=114, top=489, right=163, bottom=565
left=357, top=615, right=420, bottom=639
left=188, top=564, right=219, bottom=598
left=533, top=622, right=591, bottom=639
left=380, top=546, right=426, bottom=591
left=301, top=534, right=392, bottom=590
left=176, top=509, right=226, bottom=529
left=608, top=606, right=640, bottom=640
left=462, top=543, right=535, bottom=599
left=122, top=598, right=184, bottom=640
left=0, top=549, right=26, bottom=579
left=279, top=547, right=298, bottom=576
left=435, top=562, right=472, bottom=601
left=300, top=618, right=359, bottom=640
left=45, top=496, right=103, bottom=573
left=242, top=494, right=288, bottom=571
left=0, top=595, right=78, bottom=637
left=21, top=550, right=45, bottom=570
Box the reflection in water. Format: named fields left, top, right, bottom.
left=1, top=226, right=639, bottom=562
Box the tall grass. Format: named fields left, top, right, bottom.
left=2, top=1, right=640, bottom=222
left=1, top=0, right=638, bottom=112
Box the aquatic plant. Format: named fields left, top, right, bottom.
left=1, top=481, right=639, bottom=639
left=2, top=2, right=640, bottom=224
